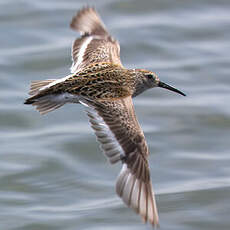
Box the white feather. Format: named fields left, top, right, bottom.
left=71, top=36, right=93, bottom=73
left=39, top=74, right=74, bottom=91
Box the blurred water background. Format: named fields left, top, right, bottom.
left=1, top=0, right=230, bottom=229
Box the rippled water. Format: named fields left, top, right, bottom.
left=1, top=0, right=230, bottom=229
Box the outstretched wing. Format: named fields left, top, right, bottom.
left=70, top=7, right=122, bottom=73
left=80, top=96, right=159, bottom=226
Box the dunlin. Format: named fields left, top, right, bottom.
left=25, top=7, right=185, bottom=227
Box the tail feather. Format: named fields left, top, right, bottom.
left=29, top=79, right=56, bottom=96
left=24, top=79, right=66, bottom=115
left=24, top=94, right=65, bottom=115
left=32, top=97, right=65, bottom=115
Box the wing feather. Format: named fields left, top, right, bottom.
left=70, top=6, right=107, bottom=36
left=70, top=7, right=122, bottom=73
left=80, top=96, right=159, bottom=226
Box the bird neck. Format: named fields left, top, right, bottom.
left=130, top=69, right=149, bottom=97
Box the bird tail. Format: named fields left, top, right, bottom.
left=27, top=79, right=56, bottom=97
left=24, top=79, right=65, bottom=115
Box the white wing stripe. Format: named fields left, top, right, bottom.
left=39, top=74, right=74, bottom=91
left=71, top=36, right=93, bottom=73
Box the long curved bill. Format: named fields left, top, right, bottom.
left=158, top=81, right=186, bottom=96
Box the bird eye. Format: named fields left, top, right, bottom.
left=147, top=74, right=152, bottom=79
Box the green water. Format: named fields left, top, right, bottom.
left=1, top=0, right=230, bottom=229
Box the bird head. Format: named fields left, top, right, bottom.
left=136, top=69, right=186, bottom=96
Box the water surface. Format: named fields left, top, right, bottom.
left=1, top=0, right=230, bottom=229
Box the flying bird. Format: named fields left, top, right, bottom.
left=25, top=7, right=185, bottom=227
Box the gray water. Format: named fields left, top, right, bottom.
left=1, top=0, right=230, bottom=229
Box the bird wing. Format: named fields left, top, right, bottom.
left=70, top=7, right=123, bottom=73
left=80, top=96, right=159, bottom=226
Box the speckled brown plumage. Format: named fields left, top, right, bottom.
left=24, top=7, right=186, bottom=227
left=70, top=6, right=122, bottom=72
